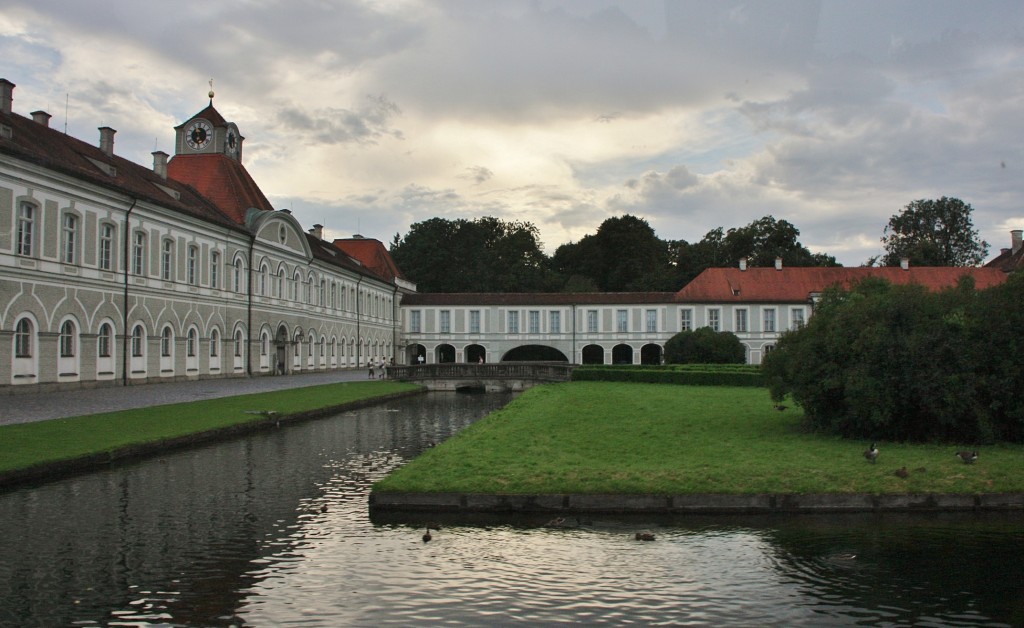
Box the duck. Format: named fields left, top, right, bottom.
left=894, top=466, right=909, bottom=478
left=422, top=528, right=432, bottom=543
left=320, top=504, right=328, bottom=513
left=864, top=443, right=879, bottom=464
left=773, top=404, right=787, bottom=411
left=635, top=532, right=656, bottom=541
left=956, top=450, right=978, bottom=464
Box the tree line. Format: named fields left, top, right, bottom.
left=389, top=197, right=988, bottom=293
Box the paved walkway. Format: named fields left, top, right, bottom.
left=1, top=370, right=380, bottom=425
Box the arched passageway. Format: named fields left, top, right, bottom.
left=502, top=345, right=568, bottom=362
left=640, top=343, right=662, bottom=365
left=581, top=344, right=604, bottom=365
left=612, top=344, right=633, bottom=365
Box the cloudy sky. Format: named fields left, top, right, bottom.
left=3, top=0, right=1022, bottom=266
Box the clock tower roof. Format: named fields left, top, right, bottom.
left=174, top=103, right=228, bottom=131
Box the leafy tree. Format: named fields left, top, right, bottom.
left=664, top=327, right=746, bottom=364
left=671, top=217, right=838, bottom=287
left=763, top=275, right=1024, bottom=442
left=552, top=215, right=676, bottom=291
left=880, top=197, right=989, bottom=266
left=390, top=217, right=556, bottom=292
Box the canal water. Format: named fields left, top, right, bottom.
left=0, top=392, right=1022, bottom=627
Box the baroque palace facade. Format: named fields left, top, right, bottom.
left=1, top=78, right=1016, bottom=391
left=1, top=79, right=412, bottom=392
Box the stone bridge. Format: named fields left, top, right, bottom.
left=388, top=362, right=573, bottom=392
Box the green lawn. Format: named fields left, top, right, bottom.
left=374, top=382, right=1024, bottom=495
left=0, top=381, right=421, bottom=473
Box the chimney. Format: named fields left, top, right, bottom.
left=309, top=224, right=324, bottom=240
left=900, top=257, right=910, bottom=270
left=0, top=79, right=13, bottom=115
left=31, top=111, right=51, bottom=127
left=1012, top=229, right=1023, bottom=254
left=152, top=151, right=168, bottom=179
left=774, top=257, right=783, bottom=271
left=98, top=126, right=116, bottom=156
left=738, top=257, right=747, bottom=271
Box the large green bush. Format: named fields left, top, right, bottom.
left=664, top=327, right=746, bottom=364
left=762, top=274, right=1024, bottom=442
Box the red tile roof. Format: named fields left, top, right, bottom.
left=675, top=266, right=1009, bottom=303
left=167, top=153, right=274, bottom=224
left=985, top=247, right=1024, bottom=273
left=403, top=292, right=678, bottom=306
left=333, top=238, right=408, bottom=283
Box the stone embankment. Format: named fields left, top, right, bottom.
left=370, top=490, right=1024, bottom=514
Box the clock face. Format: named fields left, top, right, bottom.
left=186, top=120, right=212, bottom=150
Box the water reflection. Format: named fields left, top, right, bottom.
left=0, top=392, right=1021, bottom=627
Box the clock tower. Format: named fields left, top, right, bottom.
left=173, top=88, right=244, bottom=161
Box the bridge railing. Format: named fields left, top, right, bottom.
left=388, top=361, right=573, bottom=383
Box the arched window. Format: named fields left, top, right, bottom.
left=99, top=223, right=115, bottom=271
left=97, top=323, right=113, bottom=358
left=294, top=332, right=303, bottom=357
left=319, top=280, right=326, bottom=306
left=161, top=326, right=174, bottom=357
left=132, top=231, right=146, bottom=275
left=16, top=202, right=35, bottom=257
left=210, top=251, right=221, bottom=289
left=131, top=325, right=145, bottom=357
left=61, top=213, right=79, bottom=264
left=210, top=328, right=220, bottom=357
left=234, top=258, right=244, bottom=293
left=161, top=239, right=174, bottom=281
left=59, top=320, right=76, bottom=357
left=277, top=268, right=285, bottom=298
left=259, top=263, right=269, bottom=296
left=14, top=318, right=33, bottom=357
left=187, top=245, right=198, bottom=285
left=261, top=331, right=269, bottom=356
left=187, top=328, right=197, bottom=357
left=234, top=330, right=243, bottom=357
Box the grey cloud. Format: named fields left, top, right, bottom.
left=276, top=95, right=403, bottom=145
left=460, top=166, right=494, bottom=184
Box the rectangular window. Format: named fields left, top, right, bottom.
left=99, top=224, right=114, bottom=271
left=440, top=310, right=451, bottom=333
left=616, top=309, right=628, bottom=333
left=763, top=309, right=776, bottom=333
left=62, top=214, right=77, bottom=264
left=410, top=310, right=422, bottom=333
left=529, top=310, right=540, bottom=334
left=187, top=246, right=198, bottom=285
left=587, top=310, right=598, bottom=333
left=550, top=311, right=561, bottom=334
left=681, top=309, right=693, bottom=331
left=470, top=310, right=481, bottom=334
left=646, top=309, right=657, bottom=332
left=791, top=308, right=806, bottom=329
left=210, top=251, right=220, bottom=289
left=16, top=203, right=34, bottom=256
left=735, top=309, right=748, bottom=333
left=132, top=232, right=146, bottom=275
left=508, top=311, right=519, bottom=334
left=161, top=239, right=173, bottom=280
left=708, top=309, right=720, bottom=332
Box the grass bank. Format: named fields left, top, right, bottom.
left=0, top=381, right=421, bottom=476
left=374, top=382, right=1024, bottom=495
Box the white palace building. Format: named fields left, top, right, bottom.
left=1, top=78, right=1017, bottom=392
